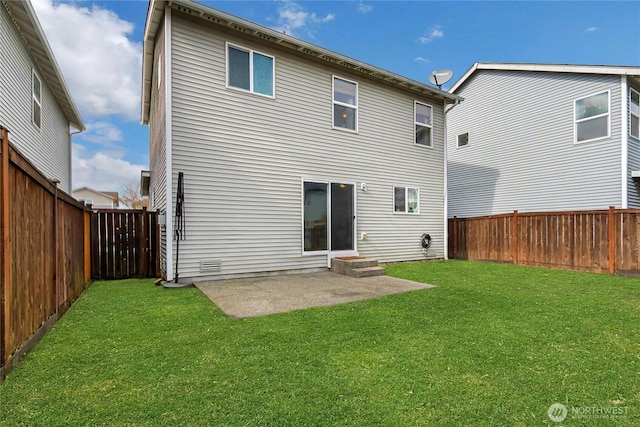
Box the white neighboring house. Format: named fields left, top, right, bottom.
left=0, top=0, right=84, bottom=193
left=447, top=63, right=640, bottom=218
left=72, top=187, right=119, bottom=209
left=141, top=0, right=462, bottom=281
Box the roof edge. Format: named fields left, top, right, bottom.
left=450, top=62, right=640, bottom=93
left=4, top=0, right=84, bottom=131
left=140, top=0, right=461, bottom=123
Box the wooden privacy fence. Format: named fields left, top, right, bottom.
left=449, top=207, right=640, bottom=275
left=91, top=209, right=159, bottom=280
left=0, top=127, right=92, bottom=379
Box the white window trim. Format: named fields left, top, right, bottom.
left=414, top=101, right=433, bottom=148
left=457, top=132, right=470, bottom=148
left=332, top=75, right=358, bottom=133
left=32, top=70, right=41, bottom=130
left=630, top=88, right=640, bottom=139
left=574, top=90, right=610, bottom=144
left=157, top=53, right=163, bottom=89
left=393, top=186, right=420, bottom=215
left=225, top=42, right=275, bottom=98
left=301, top=178, right=358, bottom=256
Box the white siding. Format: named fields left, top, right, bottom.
left=626, top=78, right=640, bottom=208
left=72, top=188, right=116, bottom=208
left=149, top=22, right=168, bottom=278
left=0, top=3, right=72, bottom=192
left=168, top=15, right=446, bottom=279
left=448, top=70, right=623, bottom=217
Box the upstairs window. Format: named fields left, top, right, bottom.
left=631, top=88, right=639, bottom=139
left=333, top=76, right=358, bottom=132
left=226, top=43, right=274, bottom=97
left=415, top=101, right=432, bottom=147
left=157, top=53, right=163, bottom=89
left=457, top=132, right=469, bottom=148
left=574, top=91, right=609, bottom=143
left=394, top=186, right=419, bottom=214
left=32, top=71, right=41, bottom=129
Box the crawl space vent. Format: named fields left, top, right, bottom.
left=200, top=259, right=222, bottom=272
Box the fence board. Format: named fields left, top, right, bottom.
left=449, top=208, right=640, bottom=275
left=90, top=209, right=159, bottom=280
left=1, top=128, right=91, bottom=379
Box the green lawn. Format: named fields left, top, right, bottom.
left=1, top=260, right=639, bottom=426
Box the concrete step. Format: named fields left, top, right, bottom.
left=331, top=257, right=385, bottom=277
left=349, top=266, right=386, bottom=278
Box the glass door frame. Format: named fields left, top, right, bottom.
left=302, top=179, right=358, bottom=262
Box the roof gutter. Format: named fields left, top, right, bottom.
left=4, top=0, right=84, bottom=131
left=140, top=0, right=462, bottom=123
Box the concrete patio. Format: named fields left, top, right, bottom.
left=195, top=271, right=435, bottom=318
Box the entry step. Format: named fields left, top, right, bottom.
left=331, top=257, right=385, bottom=278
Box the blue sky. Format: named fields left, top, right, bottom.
left=32, top=0, right=640, bottom=193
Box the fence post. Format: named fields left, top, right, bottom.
left=51, top=180, right=60, bottom=315
left=512, top=210, right=519, bottom=264
left=0, top=127, right=9, bottom=370
left=452, top=216, right=458, bottom=258
left=608, top=206, right=615, bottom=275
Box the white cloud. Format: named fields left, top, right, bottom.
left=31, top=0, right=142, bottom=121
left=356, top=1, right=374, bottom=14
left=274, top=1, right=335, bottom=36
left=585, top=26, right=599, bottom=33
left=81, top=121, right=123, bottom=145
left=418, top=26, right=444, bottom=44
left=414, top=56, right=430, bottom=63
left=72, top=144, right=146, bottom=192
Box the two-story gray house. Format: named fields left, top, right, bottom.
left=141, top=0, right=461, bottom=281
left=447, top=62, right=640, bottom=218
left=0, top=0, right=84, bottom=193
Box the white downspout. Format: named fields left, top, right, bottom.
left=443, top=98, right=461, bottom=260
left=164, top=5, right=173, bottom=280
left=621, top=75, right=628, bottom=208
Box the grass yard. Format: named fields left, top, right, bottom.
left=1, top=260, right=639, bottom=426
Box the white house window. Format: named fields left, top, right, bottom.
left=157, top=53, right=163, bottom=89
left=415, top=102, right=432, bottom=147
left=32, top=71, right=41, bottom=129
left=394, top=186, right=419, bottom=214
left=226, top=43, right=274, bottom=97
left=574, top=91, right=609, bottom=143
left=333, top=76, right=358, bottom=131
left=630, top=88, right=640, bottom=139
left=457, top=132, right=469, bottom=148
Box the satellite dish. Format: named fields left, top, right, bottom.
left=429, top=69, right=453, bottom=89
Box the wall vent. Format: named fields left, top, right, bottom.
left=200, top=259, right=222, bottom=272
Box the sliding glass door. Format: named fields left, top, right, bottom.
left=303, top=181, right=354, bottom=254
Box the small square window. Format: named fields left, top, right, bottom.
left=227, top=43, right=274, bottom=97
left=333, top=76, right=358, bottom=131
left=415, top=102, right=432, bottom=147
left=457, top=132, right=469, bottom=147
left=394, top=186, right=419, bottom=214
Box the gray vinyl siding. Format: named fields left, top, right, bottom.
left=448, top=70, right=623, bottom=218
left=0, top=3, right=72, bottom=192
left=169, top=14, right=445, bottom=279
left=626, top=78, right=640, bottom=208
left=149, top=22, right=168, bottom=278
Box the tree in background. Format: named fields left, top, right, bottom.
left=120, top=180, right=149, bottom=209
